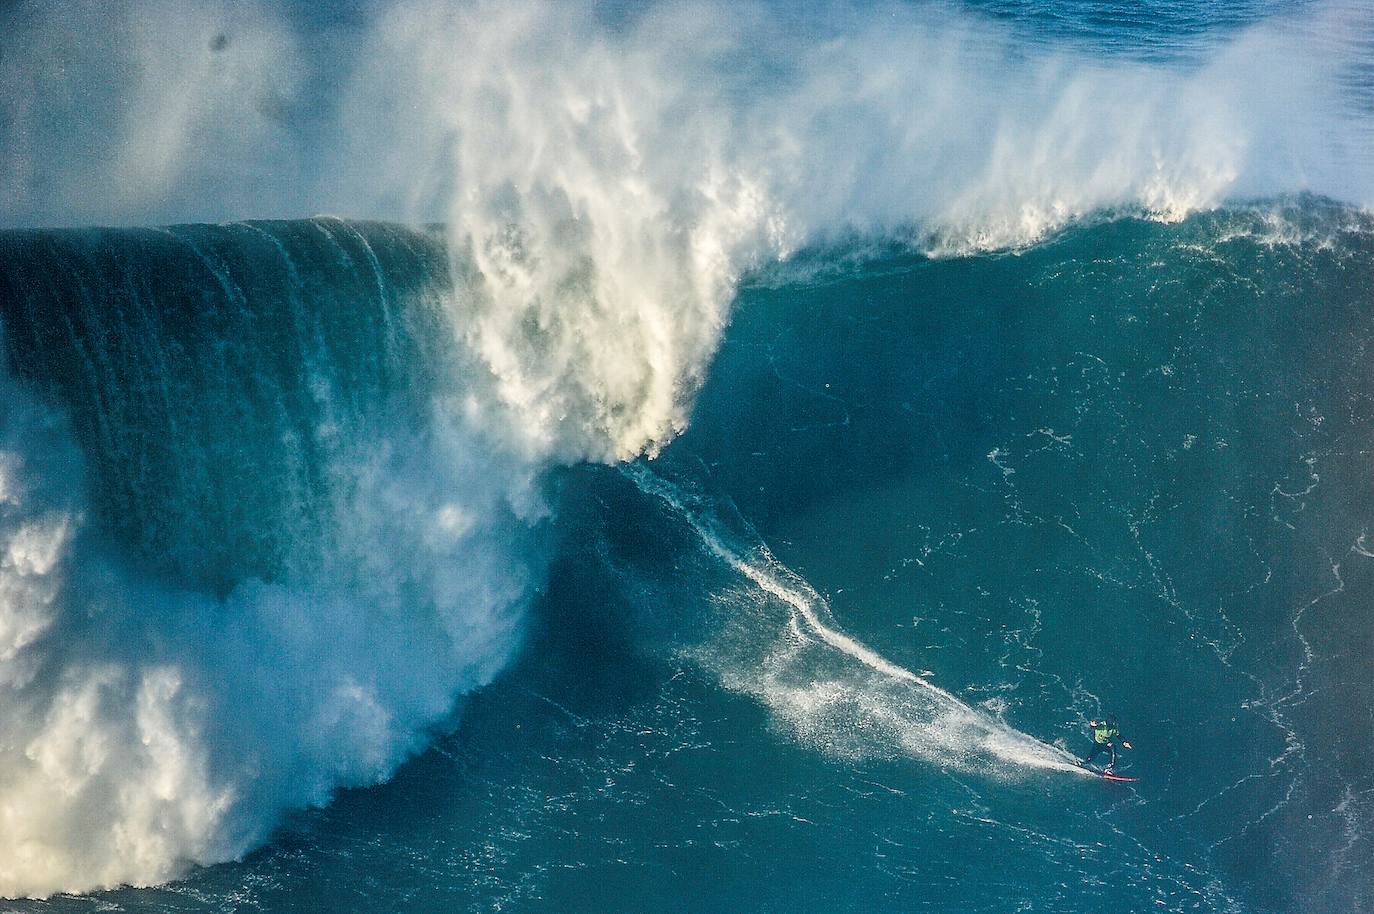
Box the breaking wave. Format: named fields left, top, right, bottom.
left=0, top=0, right=1371, bottom=898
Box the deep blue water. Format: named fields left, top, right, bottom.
left=2, top=1, right=1373, bottom=912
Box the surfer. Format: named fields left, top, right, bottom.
left=1078, top=717, right=1132, bottom=771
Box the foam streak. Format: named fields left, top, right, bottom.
left=624, top=463, right=1084, bottom=776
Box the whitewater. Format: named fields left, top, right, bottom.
left=0, top=0, right=1372, bottom=910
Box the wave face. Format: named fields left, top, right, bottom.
left=558, top=203, right=1374, bottom=914
left=1, top=171, right=1372, bottom=914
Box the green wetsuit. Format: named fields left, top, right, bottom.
left=1080, top=720, right=1127, bottom=768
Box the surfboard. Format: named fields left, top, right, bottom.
left=1099, top=771, right=1138, bottom=783
left=1075, top=762, right=1138, bottom=782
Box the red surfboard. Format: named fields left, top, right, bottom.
left=1100, top=771, right=1138, bottom=782
left=1075, top=762, right=1138, bottom=782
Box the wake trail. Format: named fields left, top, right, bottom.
left=623, top=463, right=1086, bottom=777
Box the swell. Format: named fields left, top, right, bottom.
left=1, top=193, right=1369, bottom=897
left=2, top=176, right=1371, bottom=897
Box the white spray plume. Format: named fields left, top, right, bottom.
left=0, top=356, right=539, bottom=897
left=327, top=0, right=1372, bottom=460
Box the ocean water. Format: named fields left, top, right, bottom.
left=1, top=2, right=1373, bottom=913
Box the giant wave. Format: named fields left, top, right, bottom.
left=1, top=0, right=1372, bottom=900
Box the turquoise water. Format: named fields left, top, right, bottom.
left=1, top=1, right=1373, bottom=912
left=4, top=205, right=1370, bottom=913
